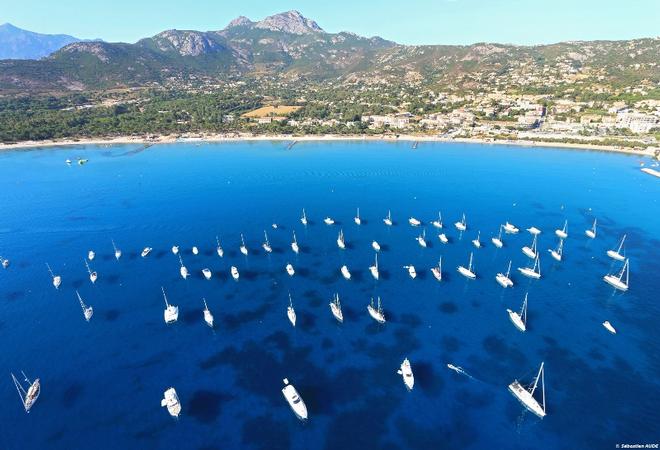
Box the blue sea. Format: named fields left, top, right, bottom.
left=0, top=141, right=658, bottom=450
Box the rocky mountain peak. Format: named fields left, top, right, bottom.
left=254, top=10, right=323, bottom=35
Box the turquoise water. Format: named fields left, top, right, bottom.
left=0, top=141, right=658, bottom=449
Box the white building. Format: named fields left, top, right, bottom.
left=616, top=113, right=658, bottom=133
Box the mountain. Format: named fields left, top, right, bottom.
left=0, top=23, right=82, bottom=59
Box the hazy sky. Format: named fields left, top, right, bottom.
left=2, top=0, right=659, bottom=45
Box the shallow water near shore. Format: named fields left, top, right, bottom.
left=0, top=140, right=658, bottom=450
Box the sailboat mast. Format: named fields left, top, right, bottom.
left=506, top=260, right=511, bottom=277
left=162, top=287, right=169, bottom=307
left=468, top=252, right=473, bottom=271
left=540, top=363, right=546, bottom=413
left=618, top=235, right=626, bottom=253
left=521, top=293, right=528, bottom=324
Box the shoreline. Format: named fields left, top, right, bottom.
left=0, top=134, right=657, bottom=158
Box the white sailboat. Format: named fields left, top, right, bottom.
left=179, top=255, right=189, bottom=280
left=526, top=226, right=541, bottom=235
left=518, top=255, right=541, bottom=279
left=287, top=294, right=296, bottom=327
left=408, top=217, right=421, bottom=227
left=431, top=257, right=442, bottom=281
left=367, top=297, right=386, bottom=323
left=585, top=219, right=597, bottom=239
left=46, top=263, right=61, bottom=289
left=324, top=217, right=335, bottom=225
left=11, top=371, right=40, bottom=413
left=472, top=231, right=482, bottom=248
left=329, top=293, right=343, bottom=323
left=603, top=258, right=629, bottom=291
left=87, top=250, right=95, bottom=261
left=555, top=220, right=568, bottom=239
left=286, top=263, right=295, bottom=276
left=432, top=211, right=443, bottom=229
left=203, top=298, right=214, bottom=327
left=215, top=236, right=224, bottom=257
left=522, top=234, right=538, bottom=259
left=404, top=265, right=417, bottom=279
left=162, top=287, right=179, bottom=324
left=76, top=290, right=93, bottom=321
left=384, top=210, right=393, bottom=226
left=495, top=260, right=514, bottom=288
left=607, top=234, right=626, bottom=261
left=231, top=266, right=239, bottom=281
left=336, top=229, right=346, bottom=250
left=291, top=231, right=300, bottom=254
left=508, top=362, right=546, bottom=418
left=457, top=252, right=476, bottom=279
left=141, top=247, right=152, bottom=257
left=454, top=213, right=467, bottom=231
left=491, top=226, right=504, bottom=248
left=354, top=208, right=361, bottom=225
left=192, top=246, right=199, bottom=255
left=369, top=253, right=379, bottom=280
left=112, top=239, right=122, bottom=260
left=397, top=358, right=415, bottom=390
left=301, top=208, right=308, bottom=226
left=417, top=229, right=427, bottom=248
left=161, top=387, right=181, bottom=418
left=171, top=245, right=179, bottom=255
left=438, top=233, right=449, bottom=244
left=340, top=265, right=351, bottom=280
left=240, top=234, right=248, bottom=256
left=503, top=221, right=519, bottom=234
left=372, top=240, right=381, bottom=252
left=84, top=259, right=98, bottom=284
left=262, top=230, right=273, bottom=253
left=1, top=257, right=8, bottom=269
left=507, top=293, right=528, bottom=332
left=549, top=238, right=564, bottom=262
left=603, top=321, right=616, bottom=334
left=282, top=378, right=308, bottom=421
left=202, top=268, right=212, bottom=280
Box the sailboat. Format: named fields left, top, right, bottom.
left=87, top=250, right=95, bottom=261
left=518, top=255, right=541, bottom=279
left=282, top=378, right=308, bottom=421
left=84, top=259, right=98, bottom=284
left=491, top=226, right=504, bottom=248
left=503, top=221, right=519, bottom=234
left=324, top=216, right=335, bottom=225
left=369, top=253, right=379, bottom=280
left=417, top=229, right=427, bottom=248
left=472, top=231, right=482, bottom=248
left=141, top=247, right=152, bottom=257
left=408, top=217, right=421, bottom=227
left=526, top=226, right=542, bottom=235
left=384, top=210, right=393, bottom=226
left=301, top=208, right=308, bottom=226
left=172, top=245, right=179, bottom=255
left=507, top=293, right=528, bottom=332
left=329, top=293, right=343, bottom=323
left=367, top=297, right=386, bottom=323
left=76, top=290, right=93, bottom=321
left=603, top=258, right=629, bottom=291
left=404, top=265, right=417, bottom=279
left=454, top=213, right=467, bottom=231
left=162, top=287, right=179, bottom=324
left=585, top=219, right=597, bottom=239
left=397, top=358, right=415, bottom=390
left=192, top=246, right=199, bottom=255
left=549, top=239, right=564, bottom=262
left=603, top=321, right=617, bottom=334
left=457, top=252, right=476, bottom=279
left=431, top=257, right=442, bottom=281
left=262, top=231, right=273, bottom=253
left=161, top=387, right=181, bottom=418
left=354, top=208, right=361, bottom=225
left=112, top=239, right=122, bottom=260
left=203, top=298, right=214, bottom=327
left=340, top=265, right=351, bottom=280
left=1, top=257, right=9, bottom=269
left=336, top=229, right=346, bottom=250
left=291, top=231, right=300, bottom=254
left=432, top=212, right=443, bottom=229
left=215, top=236, right=224, bottom=257
left=555, top=220, right=568, bottom=239
left=372, top=240, right=381, bottom=252
left=240, top=234, right=248, bottom=256
left=286, top=263, right=295, bottom=276
left=508, top=362, right=546, bottom=418
left=231, top=266, right=239, bottom=281
left=522, top=234, right=538, bottom=259
left=11, top=371, right=40, bottom=413
left=438, top=232, right=449, bottom=244
left=178, top=255, right=189, bottom=280
left=287, top=294, right=296, bottom=327
left=607, top=234, right=626, bottom=261
left=495, top=260, right=514, bottom=288
left=202, top=268, right=212, bottom=280
left=46, top=263, right=61, bottom=289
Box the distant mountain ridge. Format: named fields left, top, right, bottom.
left=0, top=23, right=82, bottom=59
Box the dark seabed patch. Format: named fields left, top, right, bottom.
left=188, top=390, right=233, bottom=424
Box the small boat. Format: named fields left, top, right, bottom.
left=354, top=208, right=361, bottom=225
left=291, top=231, right=300, bottom=254
left=179, top=255, right=189, bottom=280
left=607, top=234, right=626, bottom=261
left=518, top=255, right=541, bottom=279
left=603, top=321, right=616, bottom=334
left=141, top=247, right=152, bottom=258
left=495, top=260, right=514, bottom=288
left=431, top=257, right=442, bottom=282
left=161, top=387, right=181, bottom=418
left=408, top=217, right=421, bottom=227
left=88, top=250, right=95, bottom=261
left=263, top=231, right=273, bottom=253
left=603, top=258, right=629, bottom=291
left=336, top=229, right=346, bottom=250
left=112, top=239, right=122, bottom=260
left=77, top=158, right=88, bottom=165
left=367, top=297, right=386, bottom=323
left=46, top=263, right=61, bottom=289
left=398, top=358, right=415, bottom=390
left=454, top=213, right=467, bottom=231
left=549, top=239, right=564, bottom=262
left=324, top=217, right=335, bottom=225
left=239, top=234, right=248, bottom=256
left=369, top=253, right=379, bottom=280
left=522, top=234, right=538, bottom=259
left=84, top=259, right=98, bottom=284
left=272, top=223, right=278, bottom=229
left=372, top=241, right=381, bottom=252
left=286, top=263, right=295, bottom=276
left=340, top=265, right=351, bottom=280
left=203, top=298, right=214, bottom=327
left=1, top=258, right=9, bottom=269
left=202, top=268, right=212, bottom=280
left=472, top=231, right=482, bottom=248
left=192, top=246, right=199, bottom=255
left=162, top=287, right=179, bottom=324
left=431, top=211, right=443, bottom=229
left=555, top=220, right=568, bottom=239
left=171, top=246, right=179, bottom=255
left=507, top=293, right=528, bottom=332
left=329, top=293, right=343, bottom=323
left=491, top=226, right=504, bottom=248
left=384, top=210, right=393, bottom=226
left=301, top=208, right=308, bottom=226
left=76, top=290, right=94, bottom=321
left=457, top=252, right=476, bottom=279
left=215, top=236, right=224, bottom=257
left=11, top=371, right=40, bottom=413
left=404, top=265, right=417, bottom=279
left=287, top=294, right=296, bottom=327
left=231, top=266, right=239, bottom=281
left=438, top=233, right=449, bottom=244
left=282, top=378, right=308, bottom=420
left=526, top=226, right=541, bottom=235
left=508, top=362, right=546, bottom=418
left=65, top=159, right=72, bottom=165
left=585, top=218, right=597, bottom=239
left=503, top=222, right=519, bottom=234
left=417, top=229, right=427, bottom=248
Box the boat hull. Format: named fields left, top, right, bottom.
left=508, top=381, right=545, bottom=418
left=457, top=266, right=476, bottom=279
